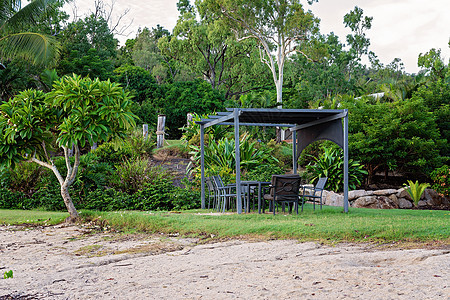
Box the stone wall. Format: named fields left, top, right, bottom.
left=315, top=188, right=449, bottom=209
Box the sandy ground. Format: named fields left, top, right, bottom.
left=0, top=224, right=449, bottom=300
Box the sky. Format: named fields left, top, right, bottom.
left=65, top=0, right=450, bottom=74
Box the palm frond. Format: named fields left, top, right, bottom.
left=2, top=0, right=61, bottom=31
left=0, top=32, right=60, bottom=65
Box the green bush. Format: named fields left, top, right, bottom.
left=82, top=188, right=132, bottom=211
left=305, top=146, right=368, bottom=192
left=0, top=188, right=27, bottom=209
left=132, top=178, right=176, bottom=211
left=430, top=165, right=449, bottom=197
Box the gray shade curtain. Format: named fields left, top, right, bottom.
left=296, top=119, right=344, bottom=161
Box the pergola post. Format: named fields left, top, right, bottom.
left=343, top=110, right=349, bottom=213
left=234, top=108, right=242, bottom=214
left=292, top=130, right=297, bottom=174
left=200, top=124, right=206, bottom=209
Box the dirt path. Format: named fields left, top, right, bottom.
left=0, top=225, right=448, bottom=299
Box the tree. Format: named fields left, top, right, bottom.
left=57, top=13, right=118, bottom=78
left=343, top=6, right=372, bottom=80
left=159, top=1, right=268, bottom=97
left=0, top=74, right=137, bottom=220
left=0, top=0, right=61, bottom=65
left=200, top=0, right=319, bottom=106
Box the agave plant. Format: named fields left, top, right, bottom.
left=404, top=180, right=429, bottom=207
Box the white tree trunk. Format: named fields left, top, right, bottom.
left=31, top=144, right=81, bottom=221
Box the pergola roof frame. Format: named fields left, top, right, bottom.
left=195, top=108, right=349, bottom=214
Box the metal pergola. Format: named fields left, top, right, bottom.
left=195, top=108, right=349, bottom=213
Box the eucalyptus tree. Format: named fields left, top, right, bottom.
left=199, top=0, right=320, bottom=107
left=159, top=0, right=270, bottom=98
left=0, top=75, right=137, bottom=220
left=343, top=6, right=372, bottom=80
left=0, top=0, right=61, bottom=65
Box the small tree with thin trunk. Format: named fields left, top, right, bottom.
left=0, top=74, right=137, bottom=221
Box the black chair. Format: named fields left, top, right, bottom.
left=301, top=177, right=328, bottom=211
left=263, top=175, right=301, bottom=215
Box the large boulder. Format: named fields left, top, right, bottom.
left=388, top=194, right=399, bottom=206
left=322, top=190, right=344, bottom=207
left=352, top=196, right=377, bottom=208
left=352, top=196, right=398, bottom=209
left=398, top=198, right=413, bottom=208
left=397, top=188, right=413, bottom=201
left=373, top=189, right=398, bottom=196
left=348, top=190, right=373, bottom=200
left=423, top=188, right=445, bottom=206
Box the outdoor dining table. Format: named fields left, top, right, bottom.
left=239, top=181, right=271, bottom=214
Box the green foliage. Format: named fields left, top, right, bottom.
left=113, top=64, right=160, bottom=103
left=404, top=180, right=429, bottom=207
left=430, top=165, right=449, bottom=197
left=305, top=146, right=367, bottom=192
left=2, top=162, right=46, bottom=197
left=3, top=270, right=13, bottom=279
left=0, top=0, right=61, bottom=65
left=154, top=80, right=226, bottom=138
left=341, top=96, right=445, bottom=182
left=0, top=188, right=26, bottom=209
left=58, top=13, right=118, bottom=77
left=113, top=159, right=173, bottom=194
left=180, top=113, right=232, bottom=145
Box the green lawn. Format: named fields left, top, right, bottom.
left=2, top=205, right=447, bottom=245
left=0, top=209, right=68, bottom=225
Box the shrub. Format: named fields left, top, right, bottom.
left=132, top=178, right=176, bottom=211
left=82, top=188, right=132, bottom=211
left=113, top=159, right=174, bottom=194
left=430, top=165, right=449, bottom=197
left=0, top=188, right=26, bottom=209
left=305, top=146, right=367, bottom=192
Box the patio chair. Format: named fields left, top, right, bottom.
left=263, top=175, right=302, bottom=215
left=301, top=177, right=328, bottom=211
left=205, top=176, right=218, bottom=209
left=212, top=175, right=241, bottom=212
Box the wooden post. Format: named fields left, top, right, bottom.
left=156, top=115, right=166, bottom=148
left=187, top=113, right=194, bottom=126
left=143, top=124, right=149, bottom=141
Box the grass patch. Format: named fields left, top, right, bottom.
left=81, top=205, right=450, bottom=244
left=1, top=207, right=448, bottom=245
left=0, top=209, right=68, bottom=225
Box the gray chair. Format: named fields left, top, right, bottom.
left=212, top=175, right=240, bottom=212
left=263, top=175, right=301, bottom=215
left=205, top=176, right=218, bottom=209
left=301, top=177, right=328, bottom=211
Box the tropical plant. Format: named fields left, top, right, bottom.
left=0, top=0, right=61, bottom=65
left=404, top=180, right=429, bottom=207
left=305, top=146, right=367, bottom=192
left=0, top=74, right=137, bottom=220
left=188, top=133, right=279, bottom=183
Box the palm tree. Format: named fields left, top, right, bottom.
left=0, top=0, right=61, bottom=65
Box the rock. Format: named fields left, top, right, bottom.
left=396, top=188, right=413, bottom=201
left=398, top=198, right=413, bottom=209
left=322, top=190, right=344, bottom=207
left=378, top=196, right=399, bottom=209
left=373, top=189, right=398, bottom=196
left=418, top=200, right=428, bottom=207
left=352, top=196, right=377, bottom=208
left=423, top=189, right=444, bottom=206
left=352, top=196, right=398, bottom=209
left=348, top=190, right=373, bottom=200
left=388, top=194, right=399, bottom=206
